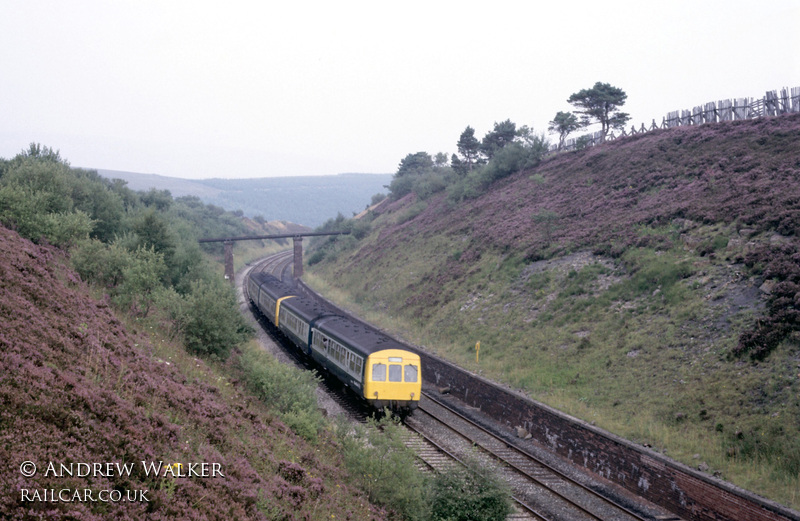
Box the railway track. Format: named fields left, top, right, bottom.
left=240, top=252, right=682, bottom=521
left=407, top=393, right=674, bottom=521
left=242, top=251, right=371, bottom=423
left=401, top=416, right=544, bottom=520
left=245, top=249, right=294, bottom=282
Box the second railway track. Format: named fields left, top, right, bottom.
left=242, top=252, right=683, bottom=521
left=406, top=392, right=673, bottom=521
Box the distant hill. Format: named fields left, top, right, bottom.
left=97, top=170, right=393, bottom=228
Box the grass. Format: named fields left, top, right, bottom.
left=305, top=239, right=800, bottom=509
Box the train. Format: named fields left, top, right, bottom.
left=246, top=271, right=421, bottom=414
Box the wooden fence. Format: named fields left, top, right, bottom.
left=554, top=86, right=800, bottom=152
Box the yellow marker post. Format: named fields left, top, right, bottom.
left=475, top=341, right=480, bottom=363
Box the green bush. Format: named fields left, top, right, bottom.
left=350, top=218, right=372, bottom=240
left=0, top=155, right=99, bottom=247
left=398, top=201, right=428, bottom=224
left=71, top=239, right=129, bottom=288
left=151, top=286, right=189, bottom=340
left=306, top=249, right=326, bottom=266
left=0, top=184, right=93, bottom=247
left=429, top=458, right=512, bottom=521
left=183, top=277, right=251, bottom=359
left=115, top=246, right=167, bottom=316
left=477, top=142, right=530, bottom=185
left=446, top=174, right=482, bottom=203
left=388, top=174, right=416, bottom=200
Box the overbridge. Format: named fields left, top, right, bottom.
left=198, top=231, right=350, bottom=282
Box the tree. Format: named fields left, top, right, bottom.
left=20, top=143, right=65, bottom=164
left=567, top=82, right=630, bottom=139
left=133, top=208, right=176, bottom=268
left=548, top=111, right=581, bottom=150
left=480, top=120, right=517, bottom=160
left=140, top=187, right=173, bottom=211
left=451, top=154, right=467, bottom=176
left=456, top=126, right=481, bottom=172
left=395, top=152, right=434, bottom=177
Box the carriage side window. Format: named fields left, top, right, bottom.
left=312, top=331, right=326, bottom=351
left=388, top=364, right=402, bottom=382
left=404, top=364, right=418, bottom=383
left=372, top=363, right=386, bottom=382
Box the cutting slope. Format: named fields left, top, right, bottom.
left=306, top=113, right=800, bottom=506
left=0, top=226, right=384, bottom=520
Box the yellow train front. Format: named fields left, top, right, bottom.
left=310, top=315, right=421, bottom=414
left=363, top=349, right=421, bottom=412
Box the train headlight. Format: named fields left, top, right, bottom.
left=410, top=392, right=415, bottom=399
left=373, top=391, right=378, bottom=399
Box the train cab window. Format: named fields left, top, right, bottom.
left=372, top=363, right=386, bottom=382
left=389, top=364, right=402, bottom=382
left=404, top=364, right=418, bottom=383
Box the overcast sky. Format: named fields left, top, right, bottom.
left=1, top=1, right=798, bottom=179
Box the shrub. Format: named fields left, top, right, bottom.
left=306, top=249, right=326, bottom=266
left=398, top=201, right=428, bottom=224
left=0, top=184, right=93, bottom=247
left=350, top=218, right=372, bottom=240
left=184, top=277, right=251, bottom=359
left=0, top=156, right=96, bottom=247
left=115, top=246, right=167, bottom=316
left=429, top=458, right=512, bottom=521
left=478, top=142, right=530, bottom=185
left=71, top=239, right=129, bottom=288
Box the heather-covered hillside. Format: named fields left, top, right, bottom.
left=0, top=226, right=384, bottom=520
left=305, top=113, right=800, bottom=506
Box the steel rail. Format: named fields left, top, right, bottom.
left=421, top=391, right=651, bottom=521
left=402, top=418, right=548, bottom=521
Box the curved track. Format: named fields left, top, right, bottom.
left=241, top=252, right=681, bottom=521
left=242, top=251, right=372, bottom=423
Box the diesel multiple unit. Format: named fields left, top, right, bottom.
left=247, top=271, right=421, bottom=413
